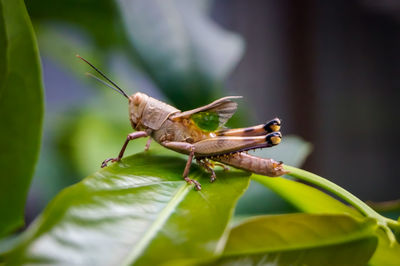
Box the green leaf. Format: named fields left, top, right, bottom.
left=0, top=0, right=44, bottom=237
left=116, top=0, right=244, bottom=109
left=218, top=214, right=378, bottom=266
left=368, top=228, right=400, bottom=266
left=3, top=153, right=250, bottom=265
left=253, top=175, right=361, bottom=217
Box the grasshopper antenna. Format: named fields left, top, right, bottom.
left=85, top=72, right=128, bottom=98
left=76, top=54, right=129, bottom=99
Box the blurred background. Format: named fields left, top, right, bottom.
left=24, top=0, right=400, bottom=224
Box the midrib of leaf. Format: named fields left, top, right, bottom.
left=122, top=181, right=192, bottom=265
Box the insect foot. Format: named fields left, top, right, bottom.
left=101, top=158, right=119, bottom=168
left=184, top=177, right=202, bottom=191
left=210, top=172, right=217, bottom=183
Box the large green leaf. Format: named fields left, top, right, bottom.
left=217, top=214, right=378, bottom=266
left=116, top=0, right=244, bottom=109
left=3, top=153, right=250, bottom=265
left=0, top=0, right=44, bottom=237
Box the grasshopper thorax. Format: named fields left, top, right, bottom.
left=129, top=92, right=180, bottom=131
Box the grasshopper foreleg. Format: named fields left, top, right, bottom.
left=162, top=142, right=202, bottom=190
left=101, top=131, right=148, bottom=168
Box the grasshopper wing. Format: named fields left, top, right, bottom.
left=170, top=96, right=242, bottom=131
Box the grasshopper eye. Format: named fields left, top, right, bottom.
left=264, top=118, right=281, bottom=133
left=266, top=132, right=282, bottom=146
left=133, top=93, right=142, bottom=105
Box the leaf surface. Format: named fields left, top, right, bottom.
left=253, top=175, right=361, bottom=217
left=4, top=153, right=250, bottom=265
left=368, top=228, right=400, bottom=266
left=0, top=0, right=44, bottom=237
left=217, top=214, right=378, bottom=266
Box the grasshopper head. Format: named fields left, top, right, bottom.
left=128, top=92, right=180, bottom=131
left=129, top=92, right=149, bottom=130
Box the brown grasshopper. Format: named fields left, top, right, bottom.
left=78, top=55, right=288, bottom=190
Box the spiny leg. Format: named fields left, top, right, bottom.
left=213, top=162, right=230, bottom=171
left=162, top=141, right=201, bottom=190
left=101, top=131, right=148, bottom=168
left=197, top=159, right=217, bottom=183
left=200, top=158, right=230, bottom=172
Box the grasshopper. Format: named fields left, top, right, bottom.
left=78, top=55, right=288, bottom=190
